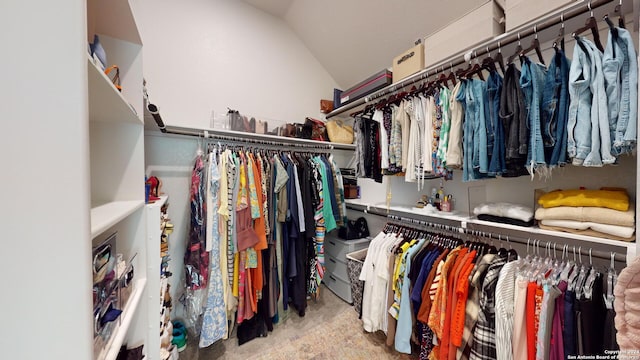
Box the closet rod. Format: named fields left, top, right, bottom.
left=162, top=125, right=337, bottom=150
left=204, top=139, right=333, bottom=153
left=326, top=0, right=616, bottom=118
left=384, top=214, right=626, bottom=263
left=462, top=226, right=627, bottom=264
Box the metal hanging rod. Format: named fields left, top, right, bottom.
left=387, top=214, right=459, bottom=232
left=382, top=213, right=626, bottom=263
left=326, top=0, right=619, bottom=119
left=463, top=228, right=627, bottom=264
left=144, top=92, right=354, bottom=150
left=160, top=125, right=345, bottom=151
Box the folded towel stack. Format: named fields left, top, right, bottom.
left=473, top=202, right=535, bottom=227
left=536, top=188, right=635, bottom=242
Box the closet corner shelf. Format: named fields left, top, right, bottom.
left=91, top=200, right=145, bottom=239
left=162, top=125, right=356, bottom=151
left=87, top=55, right=143, bottom=125
left=146, top=195, right=168, bottom=209
left=97, top=278, right=147, bottom=360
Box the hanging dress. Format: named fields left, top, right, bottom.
left=199, top=151, right=228, bottom=347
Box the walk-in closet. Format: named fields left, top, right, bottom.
left=4, top=0, right=640, bottom=359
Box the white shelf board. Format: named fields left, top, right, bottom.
left=98, top=278, right=147, bottom=360
left=346, top=199, right=636, bottom=255
left=91, top=200, right=145, bottom=239
left=145, top=195, right=168, bottom=209
left=87, top=56, right=142, bottom=125
left=345, top=199, right=468, bottom=222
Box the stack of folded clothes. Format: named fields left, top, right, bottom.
left=473, top=202, right=535, bottom=227
left=535, top=188, right=636, bottom=242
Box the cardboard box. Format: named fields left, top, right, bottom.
left=340, top=69, right=392, bottom=105
left=424, top=1, right=505, bottom=67
left=505, top=0, right=576, bottom=31
left=392, top=43, right=425, bottom=83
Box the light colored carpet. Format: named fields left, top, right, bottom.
left=180, top=285, right=412, bottom=359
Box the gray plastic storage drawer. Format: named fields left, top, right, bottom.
left=324, top=235, right=370, bottom=261
left=325, top=254, right=349, bottom=280
left=324, top=272, right=353, bottom=303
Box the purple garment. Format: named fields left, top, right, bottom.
left=550, top=280, right=567, bottom=360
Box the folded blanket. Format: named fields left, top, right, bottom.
left=535, top=204, right=635, bottom=227
left=540, top=219, right=635, bottom=239
left=537, top=189, right=629, bottom=211
left=538, top=224, right=636, bottom=242
left=473, top=202, right=534, bottom=222
left=477, top=214, right=534, bottom=227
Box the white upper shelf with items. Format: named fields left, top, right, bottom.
left=344, top=199, right=636, bottom=264
left=87, top=0, right=144, bottom=122
left=87, top=55, right=142, bottom=124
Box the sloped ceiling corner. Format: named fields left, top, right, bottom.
left=243, top=0, right=490, bottom=88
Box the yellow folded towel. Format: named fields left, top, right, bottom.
left=537, top=188, right=629, bottom=211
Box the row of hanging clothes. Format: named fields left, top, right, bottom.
left=354, top=4, right=636, bottom=185
left=182, top=140, right=347, bottom=348
left=359, top=221, right=621, bottom=359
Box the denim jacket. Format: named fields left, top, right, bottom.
left=499, top=63, right=528, bottom=177
left=541, top=48, right=571, bottom=166
left=486, top=70, right=505, bottom=175
left=603, top=26, right=638, bottom=155
left=568, top=37, right=615, bottom=167
left=520, top=56, right=548, bottom=175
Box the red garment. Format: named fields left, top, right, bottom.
left=526, top=282, right=538, bottom=360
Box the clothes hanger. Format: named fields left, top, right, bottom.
left=492, top=42, right=506, bottom=76
left=604, top=252, right=617, bottom=309
left=436, top=66, right=450, bottom=88
left=553, top=14, right=566, bottom=51
left=519, top=25, right=545, bottom=65
left=465, top=51, right=485, bottom=80
left=603, top=12, right=619, bottom=51
left=507, top=33, right=524, bottom=65
left=481, top=46, right=498, bottom=73
left=572, top=2, right=605, bottom=53
left=582, top=249, right=600, bottom=300
left=612, top=0, right=626, bottom=28
left=445, top=63, right=457, bottom=86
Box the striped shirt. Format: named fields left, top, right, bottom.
left=495, top=260, right=519, bottom=360
left=458, top=254, right=496, bottom=360
left=470, top=255, right=507, bottom=360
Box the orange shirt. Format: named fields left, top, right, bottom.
left=440, top=248, right=469, bottom=360
left=450, top=251, right=476, bottom=348
left=417, top=249, right=449, bottom=324
left=428, top=247, right=461, bottom=340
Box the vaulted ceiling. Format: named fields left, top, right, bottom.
left=242, top=0, right=490, bottom=88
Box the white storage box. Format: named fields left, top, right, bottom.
left=424, top=1, right=505, bottom=67
left=505, top=0, right=576, bottom=31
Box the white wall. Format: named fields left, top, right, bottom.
left=132, top=0, right=339, bottom=129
